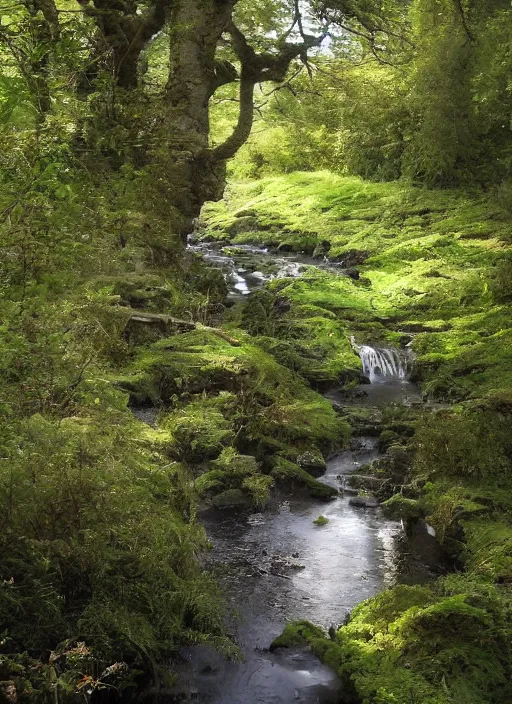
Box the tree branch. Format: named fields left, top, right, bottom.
left=211, top=21, right=323, bottom=161
left=76, top=0, right=172, bottom=88
left=452, top=0, right=474, bottom=42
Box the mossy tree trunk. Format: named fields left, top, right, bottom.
left=7, top=0, right=323, bottom=242
left=74, top=0, right=323, bottom=240
left=163, top=0, right=237, bottom=237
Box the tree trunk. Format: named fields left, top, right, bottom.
left=164, top=0, right=236, bottom=239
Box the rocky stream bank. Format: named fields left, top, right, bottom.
left=153, top=241, right=443, bottom=704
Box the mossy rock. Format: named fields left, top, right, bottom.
left=371, top=444, right=412, bottom=489
left=377, top=429, right=400, bottom=452
left=211, top=489, right=252, bottom=510
left=381, top=494, right=423, bottom=521
left=271, top=457, right=338, bottom=499
left=162, top=403, right=234, bottom=463
left=346, top=473, right=384, bottom=492
left=270, top=620, right=326, bottom=651
left=297, top=448, right=327, bottom=477
left=226, top=216, right=261, bottom=236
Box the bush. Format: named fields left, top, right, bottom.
left=0, top=410, right=228, bottom=673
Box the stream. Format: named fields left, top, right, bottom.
left=152, top=242, right=424, bottom=704
left=175, top=451, right=400, bottom=704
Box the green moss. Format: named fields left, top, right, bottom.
left=462, top=520, right=512, bottom=582
left=377, top=428, right=400, bottom=452
left=196, top=170, right=512, bottom=704
left=161, top=399, right=234, bottom=463
left=279, top=582, right=512, bottom=704
left=269, top=620, right=326, bottom=651
left=381, top=495, right=423, bottom=521
left=211, top=488, right=252, bottom=510
left=203, top=172, right=512, bottom=402
left=121, top=327, right=345, bottom=508
left=313, top=515, right=329, bottom=526
left=271, top=457, right=338, bottom=499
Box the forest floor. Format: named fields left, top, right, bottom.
left=3, top=171, right=512, bottom=704
left=198, top=172, right=512, bottom=704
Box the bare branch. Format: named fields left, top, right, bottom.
left=452, top=0, right=474, bottom=42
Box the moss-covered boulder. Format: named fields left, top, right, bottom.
left=196, top=449, right=274, bottom=509
left=270, top=620, right=326, bottom=651
left=345, top=473, right=384, bottom=492
left=162, top=402, right=234, bottom=463
left=212, top=489, right=252, bottom=510
left=377, top=428, right=400, bottom=452
left=381, top=494, right=423, bottom=521
left=297, top=448, right=327, bottom=477
left=271, top=457, right=338, bottom=500
left=280, top=580, right=512, bottom=704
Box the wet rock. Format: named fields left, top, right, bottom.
left=331, top=249, right=370, bottom=267
left=340, top=485, right=359, bottom=496
left=212, top=489, right=252, bottom=510
left=345, top=268, right=360, bottom=280
left=297, top=449, right=327, bottom=477
left=313, top=240, right=331, bottom=258
left=349, top=495, right=379, bottom=509
left=382, top=494, right=422, bottom=521
left=348, top=437, right=369, bottom=451
left=346, top=474, right=385, bottom=492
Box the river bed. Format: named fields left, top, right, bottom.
left=172, top=439, right=401, bottom=704
left=160, top=242, right=416, bottom=704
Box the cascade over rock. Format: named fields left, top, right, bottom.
left=359, top=345, right=411, bottom=383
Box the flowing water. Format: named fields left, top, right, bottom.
left=359, top=345, right=412, bottom=383
left=328, top=343, right=421, bottom=408
left=150, top=242, right=427, bottom=703
left=170, top=441, right=401, bottom=704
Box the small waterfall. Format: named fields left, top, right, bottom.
left=359, top=345, right=411, bottom=383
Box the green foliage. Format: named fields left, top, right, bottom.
left=225, top=1, right=512, bottom=189
left=280, top=581, right=512, bottom=704
left=413, top=407, right=512, bottom=484
left=1, top=0, right=512, bottom=698
left=203, top=171, right=512, bottom=400
left=0, top=409, right=229, bottom=673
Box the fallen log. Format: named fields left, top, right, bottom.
left=122, top=308, right=241, bottom=347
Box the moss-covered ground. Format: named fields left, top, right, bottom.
left=117, top=326, right=345, bottom=507
left=3, top=167, right=511, bottom=702
left=201, top=172, right=512, bottom=704
left=202, top=172, right=512, bottom=399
